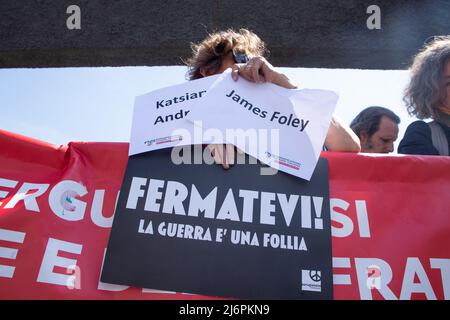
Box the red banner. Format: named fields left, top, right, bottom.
left=0, top=129, right=449, bottom=300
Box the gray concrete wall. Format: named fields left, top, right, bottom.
left=1, top=0, right=449, bottom=69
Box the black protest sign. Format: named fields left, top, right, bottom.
left=101, top=146, right=333, bottom=299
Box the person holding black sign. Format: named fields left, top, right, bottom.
left=185, top=28, right=361, bottom=168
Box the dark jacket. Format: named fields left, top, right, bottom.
left=398, top=120, right=450, bottom=155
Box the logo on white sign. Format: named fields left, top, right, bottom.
left=301, top=269, right=322, bottom=292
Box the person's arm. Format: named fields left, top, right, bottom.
left=324, top=115, right=361, bottom=152
left=206, top=143, right=235, bottom=170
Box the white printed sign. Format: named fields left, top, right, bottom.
left=129, top=70, right=338, bottom=180
left=186, top=70, right=338, bottom=180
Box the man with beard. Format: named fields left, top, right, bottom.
left=350, top=106, right=400, bottom=153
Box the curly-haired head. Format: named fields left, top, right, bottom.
left=404, top=35, right=450, bottom=120
left=185, top=28, right=267, bottom=80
